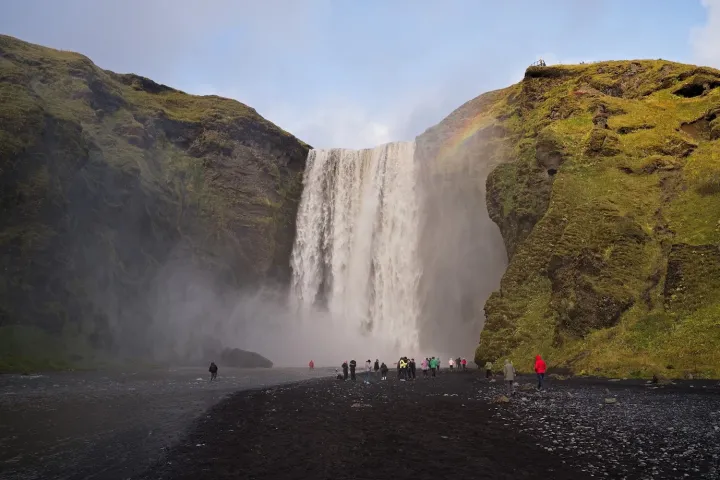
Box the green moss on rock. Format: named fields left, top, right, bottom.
left=0, top=35, right=309, bottom=372
left=471, top=59, right=720, bottom=378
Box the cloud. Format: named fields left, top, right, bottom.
left=263, top=81, right=480, bottom=150
left=691, top=0, right=720, bottom=67
left=267, top=99, right=394, bottom=150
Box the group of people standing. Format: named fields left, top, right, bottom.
left=336, top=355, right=471, bottom=383
left=339, top=359, right=390, bottom=383
left=448, top=357, right=468, bottom=371
left=331, top=353, right=549, bottom=395
left=398, top=356, right=470, bottom=380
left=483, top=354, right=547, bottom=395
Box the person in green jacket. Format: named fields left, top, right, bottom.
left=430, top=357, right=438, bottom=377
left=484, top=361, right=493, bottom=380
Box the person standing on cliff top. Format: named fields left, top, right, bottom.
left=534, top=355, right=547, bottom=390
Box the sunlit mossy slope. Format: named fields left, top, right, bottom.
left=469, top=60, right=720, bottom=378
left=0, top=35, right=309, bottom=371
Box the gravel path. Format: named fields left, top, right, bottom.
left=143, top=372, right=720, bottom=480
left=4, top=368, right=719, bottom=480
left=142, top=372, right=583, bottom=480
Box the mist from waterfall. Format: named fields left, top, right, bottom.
left=290, top=142, right=422, bottom=357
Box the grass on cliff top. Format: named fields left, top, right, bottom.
left=0, top=34, right=299, bottom=140
left=0, top=33, right=303, bottom=233
left=476, top=59, right=720, bottom=378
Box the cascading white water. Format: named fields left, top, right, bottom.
left=290, top=142, right=422, bottom=354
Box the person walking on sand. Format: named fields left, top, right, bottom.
left=430, top=357, right=437, bottom=377
left=456, top=357, right=462, bottom=372
left=208, top=361, right=218, bottom=382
left=342, top=361, right=349, bottom=381
left=534, top=355, right=547, bottom=390
left=421, top=358, right=428, bottom=377
left=365, top=359, right=372, bottom=384
left=484, top=360, right=493, bottom=379
left=374, top=359, right=380, bottom=377
left=462, top=358, right=467, bottom=371
left=309, top=360, right=314, bottom=370
left=503, top=359, right=516, bottom=395
left=350, top=359, right=357, bottom=381
left=410, top=358, right=417, bottom=380
left=380, top=362, right=388, bottom=380
left=449, top=357, right=455, bottom=371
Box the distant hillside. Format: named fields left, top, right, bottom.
left=454, top=60, right=720, bottom=378
left=0, top=35, right=309, bottom=371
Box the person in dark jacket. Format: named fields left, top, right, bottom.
left=399, top=357, right=408, bottom=381
left=409, top=358, right=417, bottom=380
left=342, top=361, right=349, bottom=381
left=349, top=359, right=357, bottom=381
left=380, top=362, right=389, bottom=380
left=374, top=359, right=380, bottom=376
left=209, top=362, right=218, bottom=382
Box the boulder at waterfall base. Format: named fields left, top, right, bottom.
left=218, top=348, right=273, bottom=368
left=459, top=60, right=720, bottom=378
left=0, top=35, right=309, bottom=372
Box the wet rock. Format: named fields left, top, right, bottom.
left=218, top=348, right=273, bottom=368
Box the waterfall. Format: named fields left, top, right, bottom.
left=290, top=142, right=422, bottom=354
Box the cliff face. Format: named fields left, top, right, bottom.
left=0, top=35, right=309, bottom=370
left=414, top=91, right=510, bottom=354
left=468, top=60, right=720, bottom=378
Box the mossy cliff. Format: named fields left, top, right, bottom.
left=467, top=60, right=720, bottom=378
left=0, top=35, right=309, bottom=371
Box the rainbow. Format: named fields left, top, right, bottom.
left=435, top=112, right=493, bottom=162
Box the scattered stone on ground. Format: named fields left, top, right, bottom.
left=143, top=372, right=720, bottom=480
left=475, top=376, right=720, bottom=479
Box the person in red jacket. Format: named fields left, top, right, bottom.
left=534, top=355, right=546, bottom=390
left=309, top=360, right=314, bottom=369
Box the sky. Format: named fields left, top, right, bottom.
left=2, top=0, right=720, bottom=149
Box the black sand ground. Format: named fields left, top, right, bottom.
left=142, top=371, right=720, bottom=480
left=0, top=367, right=333, bottom=480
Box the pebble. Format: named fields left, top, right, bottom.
left=474, top=379, right=720, bottom=478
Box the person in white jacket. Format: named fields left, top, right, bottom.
left=365, top=359, right=372, bottom=384
left=449, top=358, right=455, bottom=371
left=503, top=359, right=516, bottom=395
